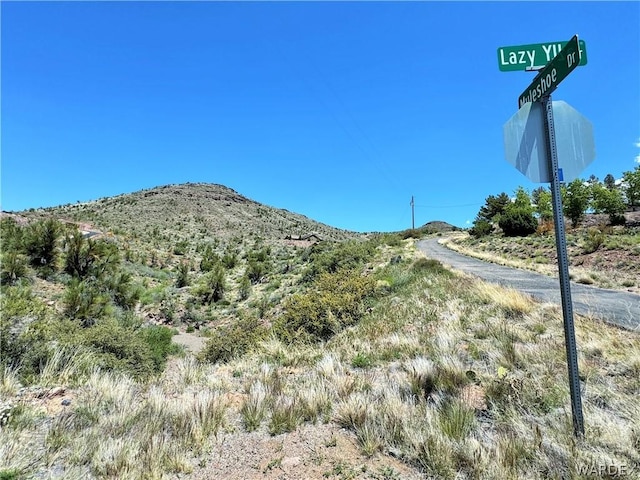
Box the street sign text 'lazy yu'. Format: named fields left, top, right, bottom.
left=497, top=39, right=587, bottom=72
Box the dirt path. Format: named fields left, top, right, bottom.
left=418, top=238, right=640, bottom=331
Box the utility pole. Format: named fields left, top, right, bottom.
left=410, top=196, right=415, bottom=231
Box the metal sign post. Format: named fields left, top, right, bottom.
left=542, top=94, right=585, bottom=437
left=501, top=34, right=589, bottom=438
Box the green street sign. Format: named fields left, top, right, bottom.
left=498, top=39, right=587, bottom=72
left=518, top=35, right=582, bottom=108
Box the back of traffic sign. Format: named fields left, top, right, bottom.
left=503, top=100, right=595, bottom=183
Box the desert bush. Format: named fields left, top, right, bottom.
left=301, top=240, right=375, bottom=282
left=137, top=325, right=180, bottom=372
left=221, top=245, right=238, bottom=269
left=583, top=228, right=605, bottom=254
left=378, top=233, right=403, bottom=246
left=175, top=261, right=190, bottom=288
left=275, top=269, right=377, bottom=343
left=199, top=245, right=220, bottom=272
left=411, top=258, right=452, bottom=277
left=193, top=265, right=226, bottom=304
left=199, top=315, right=267, bottom=364
left=246, top=259, right=268, bottom=284
left=536, top=219, right=554, bottom=235
left=0, top=286, right=50, bottom=380
left=77, top=319, right=158, bottom=379
left=104, top=270, right=140, bottom=310
left=173, top=240, right=189, bottom=255
left=238, top=274, right=251, bottom=301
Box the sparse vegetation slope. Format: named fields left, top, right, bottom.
left=1, top=184, right=638, bottom=479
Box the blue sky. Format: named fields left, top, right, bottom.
left=2, top=1, right=639, bottom=232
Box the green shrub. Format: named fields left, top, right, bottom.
left=173, top=240, right=188, bottom=255
left=380, top=234, right=403, bottom=246
left=0, top=286, right=50, bottom=379
left=221, top=246, right=238, bottom=269
left=199, top=245, right=220, bottom=272
left=351, top=352, right=373, bottom=369
left=498, top=209, right=537, bottom=237
left=105, top=270, right=140, bottom=309
left=301, top=240, right=375, bottom=282
left=193, top=265, right=226, bottom=304
left=411, top=258, right=452, bottom=277
left=63, top=279, right=110, bottom=327
left=63, top=233, right=119, bottom=280
left=175, top=261, right=190, bottom=288
left=0, top=217, right=25, bottom=253
left=275, top=269, right=377, bottom=343
left=138, top=325, right=179, bottom=372
left=246, top=259, right=268, bottom=284
left=199, top=315, right=267, bottom=364
left=583, top=228, right=605, bottom=254
left=469, top=219, right=492, bottom=238
left=238, top=274, right=251, bottom=301
left=0, top=251, right=28, bottom=285
left=78, top=319, right=156, bottom=379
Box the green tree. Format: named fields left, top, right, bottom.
left=512, top=187, right=534, bottom=210
left=63, top=279, right=110, bottom=327
left=562, top=179, right=591, bottom=228
left=477, top=192, right=510, bottom=223
left=64, top=232, right=118, bottom=280
left=604, top=173, right=616, bottom=190
left=24, top=218, right=60, bottom=272
left=622, top=165, right=640, bottom=210
left=591, top=183, right=626, bottom=225
left=534, top=189, right=553, bottom=221
left=498, top=187, right=537, bottom=237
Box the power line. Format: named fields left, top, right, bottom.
left=415, top=202, right=482, bottom=209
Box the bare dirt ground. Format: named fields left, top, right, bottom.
left=173, top=332, right=207, bottom=354
left=187, top=423, right=423, bottom=480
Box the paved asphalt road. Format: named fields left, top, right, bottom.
left=417, top=238, right=639, bottom=331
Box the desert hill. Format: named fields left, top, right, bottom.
left=11, top=183, right=361, bottom=246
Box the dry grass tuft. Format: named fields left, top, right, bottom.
left=473, top=282, right=535, bottom=315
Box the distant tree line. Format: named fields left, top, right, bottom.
left=470, top=165, right=640, bottom=237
